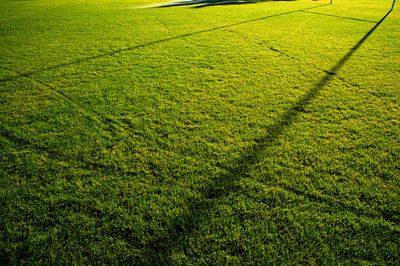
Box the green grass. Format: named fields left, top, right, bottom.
left=1, top=0, right=399, bottom=264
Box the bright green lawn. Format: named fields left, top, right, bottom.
left=1, top=0, right=399, bottom=264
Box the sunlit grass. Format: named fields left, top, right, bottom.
left=1, top=0, right=399, bottom=264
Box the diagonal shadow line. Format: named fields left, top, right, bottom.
left=154, top=0, right=269, bottom=8
left=152, top=0, right=294, bottom=8
left=206, top=8, right=393, bottom=199
left=191, top=0, right=273, bottom=9
left=147, top=9, right=393, bottom=260
left=0, top=3, right=330, bottom=84
left=300, top=10, right=378, bottom=23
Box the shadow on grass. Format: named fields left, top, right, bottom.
left=0, top=3, right=330, bottom=84
left=195, top=0, right=295, bottom=8
left=147, top=9, right=395, bottom=262
left=300, top=10, right=378, bottom=23
left=151, top=0, right=294, bottom=9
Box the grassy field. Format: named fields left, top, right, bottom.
left=1, top=0, right=399, bottom=264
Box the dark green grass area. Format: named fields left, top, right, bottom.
left=1, top=0, right=399, bottom=264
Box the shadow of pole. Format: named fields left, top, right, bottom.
left=147, top=9, right=393, bottom=262
left=0, top=4, right=330, bottom=84
left=228, top=8, right=393, bottom=176
left=299, top=10, right=378, bottom=23
left=150, top=0, right=294, bottom=9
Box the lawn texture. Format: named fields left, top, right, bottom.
left=0, top=0, right=399, bottom=264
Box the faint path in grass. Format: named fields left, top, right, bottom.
left=147, top=9, right=398, bottom=261
left=0, top=3, right=330, bottom=84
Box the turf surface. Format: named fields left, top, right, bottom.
left=1, top=0, right=399, bottom=264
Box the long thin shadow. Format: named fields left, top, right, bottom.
left=147, top=9, right=393, bottom=261
left=151, top=0, right=293, bottom=8
left=300, top=10, right=378, bottom=23
left=224, top=9, right=393, bottom=180
left=192, top=0, right=271, bottom=9
left=0, top=3, right=330, bottom=84
left=193, top=0, right=295, bottom=8
left=154, top=0, right=266, bottom=8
